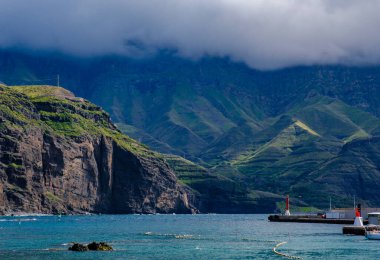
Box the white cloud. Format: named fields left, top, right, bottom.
left=1, top=0, right=380, bottom=69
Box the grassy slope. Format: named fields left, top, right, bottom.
left=80, top=57, right=266, bottom=159
left=163, top=154, right=283, bottom=213
left=228, top=95, right=380, bottom=207
left=2, top=85, right=157, bottom=158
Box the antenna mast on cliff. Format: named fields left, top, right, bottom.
left=57, top=74, right=60, bottom=87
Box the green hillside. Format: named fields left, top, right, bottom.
left=3, top=51, right=380, bottom=209
left=1, top=84, right=286, bottom=213
left=3, top=85, right=155, bottom=157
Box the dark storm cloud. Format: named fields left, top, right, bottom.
left=0, top=0, right=380, bottom=69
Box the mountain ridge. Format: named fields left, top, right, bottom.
left=2, top=50, right=380, bottom=209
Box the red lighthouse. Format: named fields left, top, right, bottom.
left=284, top=195, right=290, bottom=216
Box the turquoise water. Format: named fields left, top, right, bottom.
left=0, top=214, right=379, bottom=259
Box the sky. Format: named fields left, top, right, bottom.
left=0, top=0, right=380, bottom=70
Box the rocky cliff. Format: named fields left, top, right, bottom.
left=0, top=85, right=195, bottom=214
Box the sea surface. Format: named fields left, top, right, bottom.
left=0, top=214, right=378, bottom=259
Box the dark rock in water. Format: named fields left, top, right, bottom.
left=87, top=241, right=113, bottom=251
left=68, top=241, right=113, bottom=251
left=68, top=243, right=88, bottom=252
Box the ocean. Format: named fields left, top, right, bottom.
left=0, top=214, right=378, bottom=259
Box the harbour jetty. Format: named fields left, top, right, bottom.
left=269, top=197, right=380, bottom=236
left=268, top=197, right=376, bottom=226
left=342, top=205, right=380, bottom=235
left=268, top=214, right=366, bottom=225
left=342, top=225, right=380, bottom=236
left=268, top=196, right=367, bottom=224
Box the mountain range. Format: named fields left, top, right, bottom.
left=2, top=49, right=380, bottom=211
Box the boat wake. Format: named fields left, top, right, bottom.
left=241, top=238, right=279, bottom=243
left=143, top=232, right=195, bottom=239
left=0, top=218, right=37, bottom=222
left=273, top=241, right=303, bottom=259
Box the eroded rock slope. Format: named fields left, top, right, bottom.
left=0, top=85, right=195, bottom=214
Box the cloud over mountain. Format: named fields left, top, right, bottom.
left=1, top=0, right=380, bottom=69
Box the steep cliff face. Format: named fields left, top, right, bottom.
left=0, top=85, right=194, bottom=214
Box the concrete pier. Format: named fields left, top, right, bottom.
left=343, top=225, right=380, bottom=236
left=268, top=214, right=369, bottom=225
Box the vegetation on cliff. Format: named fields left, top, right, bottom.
left=2, top=85, right=155, bottom=157
left=0, top=84, right=194, bottom=214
